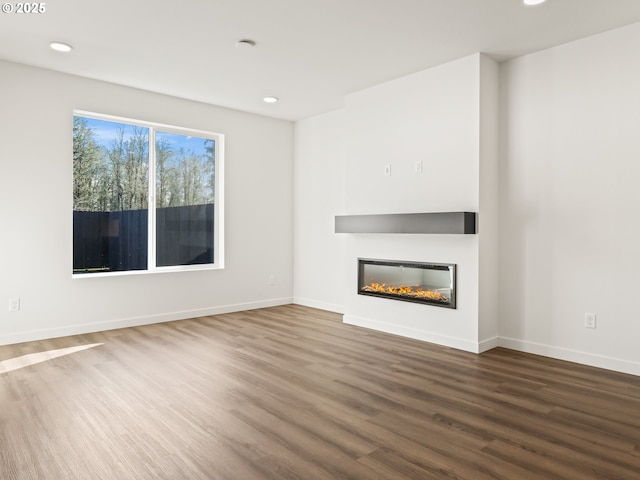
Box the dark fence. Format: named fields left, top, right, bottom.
left=73, top=204, right=214, bottom=273
left=157, top=204, right=214, bottom=267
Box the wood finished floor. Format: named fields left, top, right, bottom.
left=1, top=305, right=639, bottom=480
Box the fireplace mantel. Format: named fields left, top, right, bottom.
left=335, top=212, right=476, bottom=234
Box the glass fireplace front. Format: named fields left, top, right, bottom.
left=358, top=258, right=456, bottom=308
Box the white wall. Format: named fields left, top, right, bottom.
left=0, top=60, right=294, bottom=345
left=478, top=54, right=500, bottom=347
left=499, top=22, right=640, bottom=375
left=293, top=109, right=346, bottom=312
left=343, top=55, right=480, bottom=215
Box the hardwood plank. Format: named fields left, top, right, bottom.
left=1, top=305, right=640, bottom=479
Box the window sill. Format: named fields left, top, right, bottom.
left=72, top=264, right=224, bottom=279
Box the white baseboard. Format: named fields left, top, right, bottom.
left=6, top=299, right=638, bottom=377
left=293, top=297, right=344, bottom=314
left=0, top=297, right=293, bottom=347
left=343, top=314, right=482, bottom=353
left=498, top=337, right=640, bottom=377
left=339, top=317, right=640, bottom=376
left=479, top=336, right=499, bottom=353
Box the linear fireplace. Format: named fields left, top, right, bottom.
left=358, top=258, right=456, bottom=308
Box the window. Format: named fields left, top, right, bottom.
left=72, top=112, right=223, bottom=276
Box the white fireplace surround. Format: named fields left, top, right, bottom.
left=330, top=53, right=500, bottom=356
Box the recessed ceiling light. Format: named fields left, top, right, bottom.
left=523, top=0, right=546, bottom=5
left=236, top=39, right=256, bottom=49
left=50, top=41, right=73, bottom=52
left=263, top=96, right=279, bottom=104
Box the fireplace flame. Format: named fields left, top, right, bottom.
left=362, top=282, right=448, bottom=302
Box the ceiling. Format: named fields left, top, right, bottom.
left=2, top=0, right=640, bottom=121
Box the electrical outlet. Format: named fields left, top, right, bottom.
left=9, top=298, right=20, bottom=312
left=415, top=160, right=423, bottom=173
left=585, top=312, right=597, bottom=329
left=384, top=165, right=391, bottom=176
left=268, top=275, right=276, bottom=286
